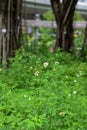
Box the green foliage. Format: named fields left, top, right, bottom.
left=43, top=10, right=84, bottom=21
left=42, top=10, right=55, bottom=21
left=74, top=12, right=85, bottom=21
left=0, top=44, right=87, bottom=129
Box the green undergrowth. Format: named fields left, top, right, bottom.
left=0, top=47, right=87, bottom=130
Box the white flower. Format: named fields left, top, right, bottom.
left=74, top=80, right=77, bottom=83
left=28, top=98, right=31, bottom=100
left=24, top=95, right=27, bottom=98
left=43, top=62, right=49, bottom=67
left=73, top=91, right=77, bottom=94
left=77, top=74, right=80, bottom=77
left=59, top=112, right=66, bottom=116
left=55, top=61, right=59, bottom=64
left=34, top=71, right=39, bottom=76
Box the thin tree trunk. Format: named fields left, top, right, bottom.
left=81, top=21, right=87, bottom=60
left=84, top=21, right=87, bottom=46
left=7, top=0, right=11, bottom=59
left=2, top=34, right=7, bottom=68
left=0, top=14, right=2, bottom=63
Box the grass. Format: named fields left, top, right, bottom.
left=0, top=45, right=87, bottom=129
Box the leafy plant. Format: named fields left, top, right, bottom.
left=0, top=31, right=87, bottom=129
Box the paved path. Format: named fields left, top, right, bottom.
left=22, top=20, right=87, bottom=28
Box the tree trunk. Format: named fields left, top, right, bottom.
left=0, top=14, right=2, bottom=63
left=84, top=21, right=87, bottom=46
left=50, top=0, right=78, bottom=52
left=81, top=21, right=87, bottom=60
left=0, top=0, right=22, bottom=65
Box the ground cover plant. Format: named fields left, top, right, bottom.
left=0, top=31, right=87, bottom=129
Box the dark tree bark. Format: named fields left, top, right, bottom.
left=0, top=0, right=22, bottom=66
left=81, top=21, right=87, bottom=60
left=50, top=0, right=78, bottom=52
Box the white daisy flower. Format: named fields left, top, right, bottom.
left=43, top=62, right=49, bottom=67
